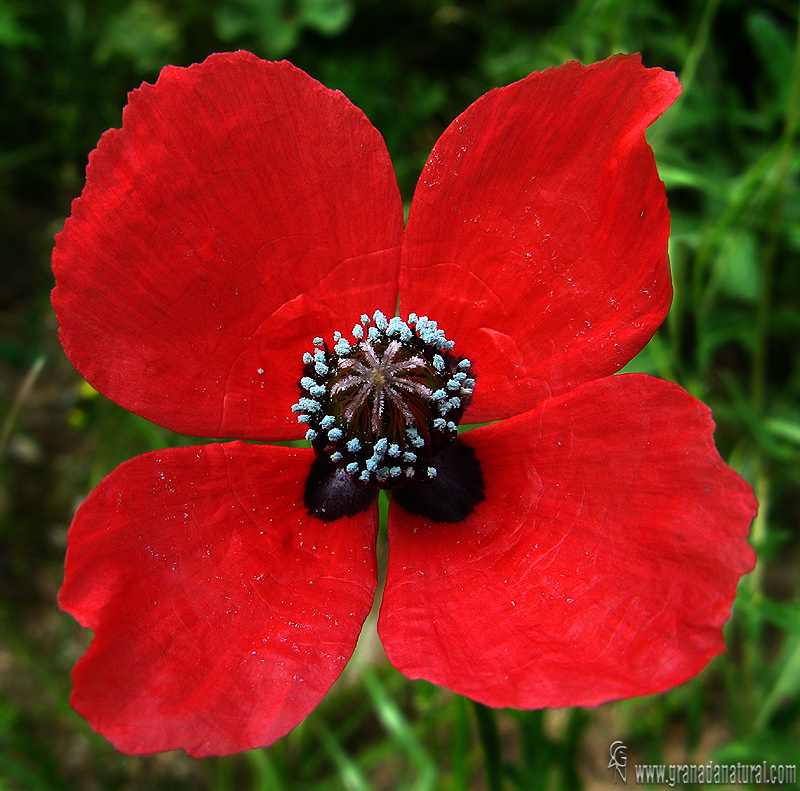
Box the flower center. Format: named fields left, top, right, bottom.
left=292, top=312, right=475, bottom=489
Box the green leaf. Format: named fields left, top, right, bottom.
left=299, top=0, right=352, bottom=36
left=766, top=417, right=800, bottom=447
left=752, top=597, right=800, bottom=636
left=317, top=720, right=377, bottom=791
left=746, top=10, right=794, bottom=114
left=93, top=0, right=179, bottom=74
left=717, top=231, right=759, bottom=302
left=364, top=670, right=437, bottom=791
left=214, top=0, right=299, bottom=57
left=714, top=732, right=800, bottom=770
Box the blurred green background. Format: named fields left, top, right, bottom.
left=1, top=0, right=799, bottom=788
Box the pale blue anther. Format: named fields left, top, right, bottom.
left=417, top=320, right=438, bottom=338
left=328, top=428, right=343, bottom=441
left=346, top=438, right=361, bottom=452
left=305, top=429, right=318, bottom=441
left=298, top=397, right=321, bottom=412
left=427, top=467, right=438, bottom=478
left=402, top=451, right=417, bottom=463
left=376, top=467, right=390, bottom=482
left=360, top=314, right=370, bottom=325
left=463, top=378, right=475, bottom=388
left=373, top=310, right=388, bottom=330
left=303, top=352, right=313, bottom=364
left=297, top=415, right=310, bottom=424
left=433, top=354, right=444, bottom=372
left=331, top=451, right=343, bottom=462
left=315, top=361, right=329, bottom=376
left=320, top=415, right=335, bottom=429
left=300, top=376, right=316, bottom=390
left=389, top=466, right=402, bottom=477
left=444, top=340, right=455, bottom=350
left=458, top=359, right=471, bottom=370
left=352, top=323, right=364, bottom=339
left=418, top=321, right=448, bottom=349
left=454, top=372, right=467, bottom=381
left=291, top=403, right=303, bottom=414
left=389, top=317, right=412, bottom=341
left=310, top=384, right=326, bottom=398
left=346, top=462, right=359, bottom=474
left=366, top=458, right=378, bottom=472
left=388, top=443, right=401, bottom=457
left=405, top=467, right=415, bottom=477
left=360, top=470, right=371, bottom=482
left=335, top=339, right=352, bottom=356
left=433, top=417, right=446, bottom=430
left=313, top=337, right=324, bottom=346
left=448, top=396, right=462, bottom=410
left=314, top=349, right=326, bottom=361
left=367, top=326, right=380, bottom=342
left=447, top=421, right=457, bottom=432
left=374, top=437, right=388, bottom=456
left=431, top=389, right=447, bottom=401
left=447, top=378, right=460, bottom=391
left=333, top=331, right=342, bottom=342
left=408, top=312, right=418, bottom=324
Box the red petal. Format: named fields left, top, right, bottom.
left=59, top=442, right=377, bottom=756
left=379, top=375, right=756, bottom=709
left=400, top=55, right=680, bottom=422
left=52, top=52, right=403, bottom=440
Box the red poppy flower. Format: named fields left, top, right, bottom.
left=52, top=50, right=756, bottom=758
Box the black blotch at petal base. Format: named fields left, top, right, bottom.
left=304, top=459, right=378, bottom=521
left=392, top=437, right=485, bottom=523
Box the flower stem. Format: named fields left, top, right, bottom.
left=650, top=0, right=721, bottom=150
left=515, top=710, right=549, bottom=786
left=748, top=0, right=800, bottom=610
left=742, top=1, right=800, bottom=733
left=452, top=696, right=470, bottom=791
left=0, top=354, right=45, bottom=456
left=471, top=700, right=504, bottom=791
